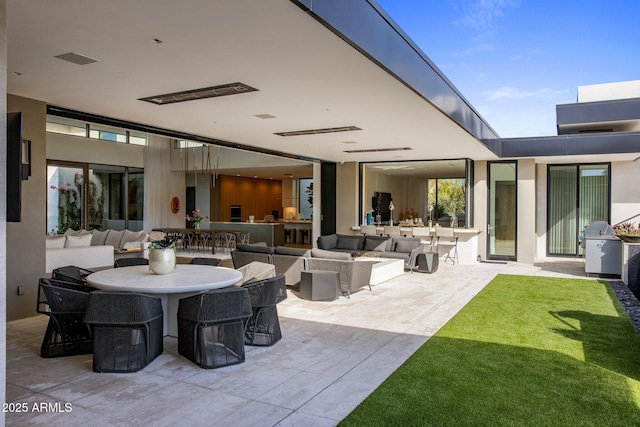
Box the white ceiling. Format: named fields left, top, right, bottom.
left=7, top=0, right=499, bottom=176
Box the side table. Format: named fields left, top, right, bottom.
left=416, top=252, right=439, bottom=273
left=300, top=270, right=341, bottom=301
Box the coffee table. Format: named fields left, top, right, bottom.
left=87, top=265, right=243, bottom=336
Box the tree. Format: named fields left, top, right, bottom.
left=438, top=179, right=465, bottom=227
left=305, top=182, right=313, bottom=208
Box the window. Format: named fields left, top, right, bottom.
left=46, top=116, right=147, bottom=145
left=299, top=178, right=313, bottom=219
left=46, top=117, right=87, bottom=137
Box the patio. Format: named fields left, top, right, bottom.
left=6, top=259, right=600, bottom=426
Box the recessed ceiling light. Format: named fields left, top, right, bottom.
left=254, top=114, right=277, bottom=119
left=11, top=71, right=22, bottom=76
left=153, top=38, right=164, bottom=44
left=342, top=141, right=357, bottom=144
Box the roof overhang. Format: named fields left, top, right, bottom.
left=7, top=0, right=499, bottom=165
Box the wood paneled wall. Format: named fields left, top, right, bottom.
left=210, top=175, right=282, bottom=222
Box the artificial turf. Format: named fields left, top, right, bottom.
left=340, top=274, right=640, bottom=426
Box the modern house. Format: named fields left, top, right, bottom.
left=2, top=0, right=640, bottom=418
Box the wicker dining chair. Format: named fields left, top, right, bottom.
left=189, top=257, right=222, bottom=266
left=242, top=275, right=287, bottom=346
left=51, top=265, right=94, bottom=285
left=177, top=287, right=252, bottom=369
left=84, top=291, right=164, bottom=373
left=37, top=277, right=93, bottom=358
left=114, top=257, right=149, bottom=268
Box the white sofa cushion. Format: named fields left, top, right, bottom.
left=46, top=245, right=115, bottom=274
left=120, top=230, right=147, bottom=249
left=64, top=233, right=92, bottom=248
left=104, top=229, right=125, bottom=248
left=46, top=235, right=66, bottom=249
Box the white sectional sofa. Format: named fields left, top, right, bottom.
left=45, top=229, right=150, bottom=273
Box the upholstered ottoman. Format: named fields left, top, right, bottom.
left=300, top=270, right=341, bottom=301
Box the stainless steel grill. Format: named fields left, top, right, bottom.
left=580, top=221, right=621, bottom=276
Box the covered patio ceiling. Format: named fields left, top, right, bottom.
left=7, top=0, right=499, bottom=170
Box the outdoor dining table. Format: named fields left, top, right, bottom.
left=86, top=264, right=243, bottom=337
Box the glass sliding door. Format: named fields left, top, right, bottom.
left=488, top=162, right=517, bottom=260
left=47, top=164, right=85, bottom=234
left=547, top=164, right=609, bottom=256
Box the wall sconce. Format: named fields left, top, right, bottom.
left=21, top=139, right=31, bottom=180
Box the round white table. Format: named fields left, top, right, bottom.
left=87, top=265, right=243, bottom=337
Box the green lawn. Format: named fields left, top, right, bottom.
left=341, top=275, right=640, bottom=426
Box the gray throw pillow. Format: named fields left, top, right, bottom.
left=317, top=234, right=338, bottom=250
left=236, top=243, right=275, bottom=254
left=311, top=248, right=352, bottom=260
left=336, top=237, right=360, bottom=251
left=394, top=239, right=421, bottom=253
left=275, top=246, right=310, bottom=256
left=364, top=236, right=392, bottom=252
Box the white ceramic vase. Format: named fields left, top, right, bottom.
left=148, top=248, right=176, bottom=275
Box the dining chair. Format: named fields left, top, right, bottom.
left=177, top=287, right=252, bottom=369
left=37, top=278, right=93, bottom=358
left=435, top=227, right=459, bottom=264
left=84, top=291, right=163, bottom=373
left=360, top=225, right=378, bottom=236
left=51, top=265, right=94, bottom=285
left=114, top=257, right=149, bottom=268
left=412, top=227, right=433, bottom=248
left=242, top=275, right=287, bottom=346
left=383, top=225, right=401, bottom=237
left=189, top=257, right=222, bottom=266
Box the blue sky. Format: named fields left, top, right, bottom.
left=375, top=0, right=640, bottom=137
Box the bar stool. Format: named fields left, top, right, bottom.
left=298, top=229, right=310, bottom=245
left=284, top=228, right=297, bottom=244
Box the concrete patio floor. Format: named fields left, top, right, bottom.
left=6, top=258, right=594, bottom=426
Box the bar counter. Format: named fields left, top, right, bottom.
left=208, top=221, right=285, bottom=247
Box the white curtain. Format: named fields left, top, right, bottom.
left=143, top=135, right=172, bottom=231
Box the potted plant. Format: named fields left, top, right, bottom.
left=613, top=222, right=640, bottom=243
left=148, top=236, right=177, bottom=274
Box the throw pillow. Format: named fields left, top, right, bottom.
left=336, top=237, right=360, bottom=251
left=64, top=233, right=92, bottom=248
left=120, top=230, right=146, bottom=249
left=317, top=234, right=338, bottom=250
left=45, top=235, right=66, bottom=249
left=104, top=229, right=125, bottom=248
left=311, top=248, right=352, bottom=260
left=364, top=237, right=392, bottom=252
left=275, top=246, right=311, bottom=256
left=236, top=243, right=275, bottom=254
left=394, top=239, right=421, bottom=253
left=90, top=229, right=109, bottom=246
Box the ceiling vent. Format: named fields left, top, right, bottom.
left=54, top=52, right=98, bottom=65
left=344, top=147, right=413, bottom=154
left=139, top=82, right=258, bottom=105
left=274, top=126, right=361, bottom=137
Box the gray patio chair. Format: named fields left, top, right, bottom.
left=189, top=257, right=222, bottom=266
left=242, top=275, right=287, bottom=346
left=114, top=257, right=149, bottom=268
left=84, top=291, right=163, bottom=373
left=177, top=287, right=252, bottom=369
left=51, top=265, right=94, bottom=285
left=37, top=277, right=93, bottom=358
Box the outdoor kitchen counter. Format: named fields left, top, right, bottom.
left=350, top=226, right=482, bottom=265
